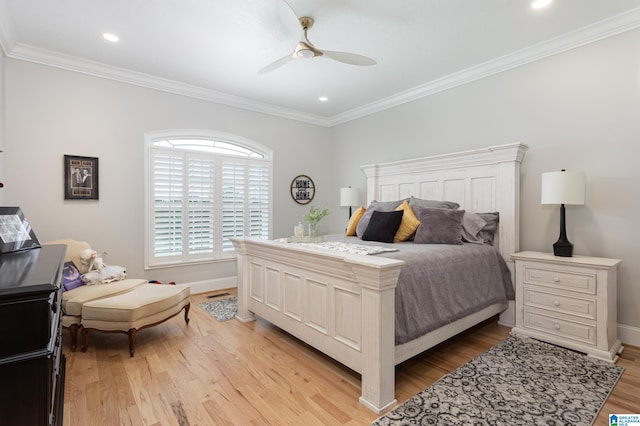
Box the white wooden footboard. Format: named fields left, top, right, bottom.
left=231, top=237, right=404, bottom=413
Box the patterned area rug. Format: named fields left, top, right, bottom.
left=199, top=297, right=238, bottom=321
left=373, top=333, right=623, bottom=426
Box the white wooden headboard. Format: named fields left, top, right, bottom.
left=360, top=143, right=528, bottom=264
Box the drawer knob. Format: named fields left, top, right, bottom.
left=553, top=277, right=560, bottom=283
left=553, top=300, right=560, bottom=307
left=554, top=324, right=561, bottom=330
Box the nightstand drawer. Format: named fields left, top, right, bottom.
left=523, top=263, right=596, bottom=294
left=523, top=310, right=596, bottom=346
left=523, top=288, right=596, bottom=319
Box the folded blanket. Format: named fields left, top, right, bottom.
left=275, top=239, right=398, bottom=255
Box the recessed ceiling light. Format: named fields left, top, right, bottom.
left=318, top=96, right=328, bottom=102
left=102, top=33, right=119, bottom=43
left=531, top=0, right=552, bottom=9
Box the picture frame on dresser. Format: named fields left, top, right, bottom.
left=0, top=206, right=41, bottom=254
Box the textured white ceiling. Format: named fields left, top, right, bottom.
left=1, top=0, right=639, bottom=124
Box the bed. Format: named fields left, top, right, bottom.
left=231, top=142, right=528, bottom=413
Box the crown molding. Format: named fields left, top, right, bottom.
left=6, top=44, right=332, bottom=127
left=2, top=7, right=639, bottom=128
left=329, top=6, right=640, bottom=126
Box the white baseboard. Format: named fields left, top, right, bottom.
left=618, top=323, right=640, bottom=347
left=183, top=276, right=236, bottom=295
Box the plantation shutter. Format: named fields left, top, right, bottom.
left=187, top=156, right=215, bottom=257
left=248, top=163, right=270, bottom=239
left=221, top=161, right=245, bottom=251
left=152, top=150, right=184, bottom=260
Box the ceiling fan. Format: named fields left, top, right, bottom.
left=258, top=15, right=377, bottom=75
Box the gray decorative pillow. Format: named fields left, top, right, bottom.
left=477, top=212, right=499, bottom=246
left=461, top=211, right=488, bottom=243
left=409, top=196, right=460, bottom=211
left=414, top=207, right=465, bottom=245
left=477, top=212, right=499, bottom=231
left=356, top=199, right=405, bottom=238
left=361, top=210, right=404, bottom=243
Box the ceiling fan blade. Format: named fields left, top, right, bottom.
left=322, top=50, right=377, bottom=66
left=279, top=0, right=298, bottom=22
left=257, top=53, right=294, bottom=75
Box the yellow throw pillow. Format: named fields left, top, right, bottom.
left=394, top=200, right=421, bottom=242
left=345, top=206, right=366, bottom=236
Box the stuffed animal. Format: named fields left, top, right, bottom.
left=83, top=265, right=127, bottom=285
left=78, top=248, right=127, bottom=285
left=80, top=248, right=105, bottom=273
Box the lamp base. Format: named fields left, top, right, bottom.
left=553, top=239, right=573, bottom=257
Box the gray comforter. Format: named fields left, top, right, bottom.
left=323, top=235, right=514, bottom=344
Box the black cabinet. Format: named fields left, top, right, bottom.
left=0, top=245, right=66, bottom=426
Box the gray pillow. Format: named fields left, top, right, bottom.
left=477, top=212, right=499, bottom=246
left=409, top=196, right=460, bottom=211
left=461, top=212, right=488, bottom=243
left=356, top=199, right=404, bottom=238
left=414, top=207, right=465, bottom=245
left=477, top=212, right=499, bottom=231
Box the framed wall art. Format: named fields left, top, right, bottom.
left=64, top=155, right=99, bottom=200
left=290, top=174, right=315, bottom=205
left=0, top=207, right=41, bottom=254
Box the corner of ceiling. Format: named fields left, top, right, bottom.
left=0, top=1, right=16, bottom=56
left=329, top=6, right=640, bottom=127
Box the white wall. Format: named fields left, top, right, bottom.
left=0, top=48, right=5, bottom=204
left=4, top=59, right=333, bottom=285
left=330, top=29, right=640, bottom=336
left=3, top=27, right=639, bottom=340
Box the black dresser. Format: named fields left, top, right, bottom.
left=0, top=245, right=66, bottom=426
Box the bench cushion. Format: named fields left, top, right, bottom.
left=82, top=284, right=190, bottom=331
left=63, top=278, right=148, bottom=316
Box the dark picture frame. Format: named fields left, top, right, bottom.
left=64, top=155, right=99, bottom=200
left=0, top=207, right=41, bottom=254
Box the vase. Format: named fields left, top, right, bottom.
left=308, top=222, right=317, bottom=238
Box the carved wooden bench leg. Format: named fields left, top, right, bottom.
left=184, top=303, right=190, bottom=324
left=81, top=326, right=89, bottom=352
left=67, top=324, right=78, bottom=352
left=128, top=328, right=138, bottom=357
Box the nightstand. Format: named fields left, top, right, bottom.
left=511, top=251, right=623, bottom=363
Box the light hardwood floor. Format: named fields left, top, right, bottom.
left=63, top=289, right=640, bottom=425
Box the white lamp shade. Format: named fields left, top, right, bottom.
left=541, top=171, right=586, bottom=205
left=340, top=187, right=360, bottom=207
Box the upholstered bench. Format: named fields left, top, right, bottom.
left=81, top=284, right=191, bottom=356
left=63, top=278, right=148, bottom=350
left=45, top=238, right=150, bottom=351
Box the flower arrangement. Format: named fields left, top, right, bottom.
left=304, top=206, right=330, bottom=225
left=304, top=206, right=329, bottom=238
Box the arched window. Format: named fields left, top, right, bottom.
left=144, top=130, right=272, bottom=268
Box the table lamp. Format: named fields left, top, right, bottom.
left=541, top=169, right=586, bottom=257
left=340, top=187, right=360, bottom=220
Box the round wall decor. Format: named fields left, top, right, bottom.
left=290, top=175, right=315, bottom=205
